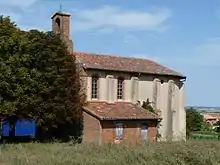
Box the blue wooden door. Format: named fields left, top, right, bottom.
left=2, top=121, right=10, bottom=137
left=15, top=119, right=36, bottom=137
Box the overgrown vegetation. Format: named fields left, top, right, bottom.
left=186, top=108, right=220, bottom=140
left=141, top=98, right=155, bottom=113
left=186, top=108, right=204, bottom=136
left=0, top=16, right=85, bottom=141
left=0, top=140, right=220, bottom=165
left=141, top=99, right=162, bottom=139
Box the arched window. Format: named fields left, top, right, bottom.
left=91, top=75, right=99, bottom=99
left=117, top=77, right=124, bottom=100
left=55, top=17, right=61, bottom=33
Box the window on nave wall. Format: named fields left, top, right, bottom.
left=117, top=78, right=124, bottom=100
left=91, top=76, right=99, bottom=99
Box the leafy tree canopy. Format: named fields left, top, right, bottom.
left=0, top=16, right=85, bottom=140
left=186, top=108, right=204, bottom=135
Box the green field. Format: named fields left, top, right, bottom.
left=0, top=140, right=220, bottom=165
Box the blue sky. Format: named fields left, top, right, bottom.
left=1, top=0, right=220, bottom=107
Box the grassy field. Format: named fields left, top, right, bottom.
left=0, top=140, right=220, bottom=165
left=189, top=131, right=220, bottom=140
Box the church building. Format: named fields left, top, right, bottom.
left=50, top=11, right=186, bottom=144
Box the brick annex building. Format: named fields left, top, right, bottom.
left=50, top=11, right=186, bottom=144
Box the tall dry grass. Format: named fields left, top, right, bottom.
left=0, top=140, right=219, bottom=165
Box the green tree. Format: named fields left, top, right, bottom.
left=215, top=120, right=220, bottom=131
left=186, top=108, right=204, bottom=136
left=141, top=99, right=162, bottom=139
left=0, top=16, right=85, bottom=141
left=214, top=120, right=220, bottom=138
left=141, top=98, right=155, bottom=113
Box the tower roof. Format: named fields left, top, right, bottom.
left=51, top=11, right=71, bottom=19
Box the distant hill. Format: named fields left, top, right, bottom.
left=185, top=106, right=220, bottom=113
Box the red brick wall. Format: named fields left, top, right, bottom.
left=61, top=16, right=70, bottom=41
left=147, top=121, right=157, bottom=142
left=100, top=121, right=114, bottom=143
left=52, top=16, right=70, bottom=40
left=101, top=120, right=157, bottom=144
left=123, top=121, right=141, bottom=144
left=51, top=14, right=73, bottom=52
left=83, top=112, right=101, bottom=144
left=82, top=112, right=157, bottom=144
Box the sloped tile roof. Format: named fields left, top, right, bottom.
left=74, top=52, right=185, bottom=78
left=205, top=113, right=220, bottom=119
left=83, top=101, right=161, bottom=120
left=203, top=114, right=218, bottom=120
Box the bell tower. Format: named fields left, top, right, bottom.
left=51, top=10, right=74, bottom=53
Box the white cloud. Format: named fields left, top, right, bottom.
left=0, top=0, right=39, bottom=25
left=0, top=0, right=38, bottom=8
left=19, top=25, right=47, bottom=32
left=98, top=27, right=115, bottom=34
left=205, top=37, right=220, bottom=43
left=147, top=33, right=162, bottom=40
left=152, top=37, right=220, bottom=68
left=165, top=37, right=220, bottom=68
left=72, top=5, right=172, bottom=32
left=123, top=34, right=139, bottom=44
left=130, top=37, right=220, bottom=72
left=0, top=11, right=21, bottom=23
left=0, top=3, right=171, bottom=34
left=131, top=53, right=168, bottom=64
left=192, top=41, right=220, bottom=67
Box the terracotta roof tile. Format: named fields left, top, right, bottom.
left=206, top=113, right=220, bottom=119
left=83, top=101, right=161, bottom=120
left=74, top=52, right=185, bottom=78
left=203, top=114, right=217, bottom=120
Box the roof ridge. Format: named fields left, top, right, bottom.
left=73, top=51, right=186, bottom=78
left=74, top=51, right=155, bottom=62
left=83, top=101, right=161, bottom=120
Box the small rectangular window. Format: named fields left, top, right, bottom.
left=115, top=123, right=123, bottom=140
left=117, top=79, right=124, bottom=100
left=91, top=76, right=98, bottom=99
left=141, top=124, right=148, bottom=141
